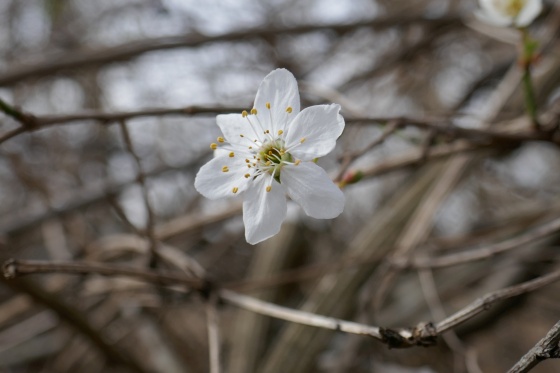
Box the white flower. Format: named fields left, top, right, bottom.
left=477, top=0, right=542, bottom=27
left=195, top=69, right=345, bottom=245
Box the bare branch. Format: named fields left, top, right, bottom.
left=0, top=16, right=460, bottom=87
left=508, top=320, right=560, bottom=373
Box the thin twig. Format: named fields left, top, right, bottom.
left=335, top=120, right=399, bottom=183
left=397, top=215, right=560, bottom=269
left=434, top=269, right=560, bottom=335
left=508, top=320, right=560, bottom=373
left=118, top=120, right=159, bottom=267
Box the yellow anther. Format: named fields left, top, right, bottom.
left=280, top=150, right=285, bottom=155
left=248, top=146, right=253, bottom=149
left=300, top=137, right=306, bottom=144
left=242, top=110, right=248, bottom=117
left=245, top=159, right=250, bottom=163
left=232, top=187, right=239, bottom=194
left=264, top=130, right=270, bottom=134
left=278, top=130, right=283, bottom=135
left=244, top=173, right=250, bottom=178
left=268, top=150, right=273, bottom=155
left=222, top=166, right=229, bottom=172
left=250, top=108, right=257, bottom=115
left=229, top=152, right=235, bottom=157
left=266, top=102, right=271, bottom=109
left=217, top=137, right=225, bottom=143
left=266, top=186, right=272, bottom=192
left=286, top=106, right=293, bottom=113
left=295, top=159, right=301, bottom=166
left=265, top=161, right=271, bottom=166
left=247, top=165, right=251, bottom=168
left=210, top=143, right=218, bottom=150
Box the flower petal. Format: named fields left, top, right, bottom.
left=253, top=69, right=301, bottom=135
left=194, top=155, right=252, bottom=200
left=243, top=177, right=287, bottom=245
left=281, top=162, right=344, bottom=219
left=217, top=113, right=261, bottom=146
left=477, top=0, right=514, bottom=26
left=515, top=0, right=542, bottom=26
left=284, top=104, right=344, bottom=161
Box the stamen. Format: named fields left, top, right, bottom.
left=242, top=110, right=248, bottom=117
left=244, top=173, right=250, bottom=178
left=300, top=137, right=306, bottom=144
left=210, top=143, right=218, bottom=150
left=286, top=106, right=293, bottom=113
left=240, top=134, right=244, bottom=138
left=222, top=166, right=229, bottom=172
left=232, top=187, right=239, bottom=194
left=278, top=130, right=283, bottom=135
left=266, top=186, right=272, bottom=192
left=229, top=152, right=235, bottom=157
left=266, top=102, right=271, bottom=109
left=217, top=137, right=225, bottom=143
left=251, top=108, right=258, bottom=115
left=295, top=160, right=301, bottom=165
left=245, top=159, right=250, bottom=163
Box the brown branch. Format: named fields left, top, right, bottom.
left=5, top=258, right=560, bottom=350
left=395, top=215, right=560, bottom=269
left=3, top=259, right=206, bottom=291
left=118, top=120, right=159, bottom=267
left=0, top=16, right=460, bottom=87
left=433, top=269, right=560, bottom=335
left=508, top=320, right=560, bottom=373
left=0, top=276, right=149, bottom=373
left=0, top=105, right=242, bottom=146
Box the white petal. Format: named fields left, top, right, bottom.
left=217, top=114, right=261, bottom=146
left=243, top=177, right=287, bottom=245
left=477, top=0, right=514, bottom=26
left=253, top=69, right=301, bottom=135
left=475, top=9, right=512, bottom=26
left=515, top=0, right=542, bottom=26
left=284, top=104, right=344, bottom=161
left=194, top=155, right=252, bottom=200
left=281, top=162, right=344, bottom=219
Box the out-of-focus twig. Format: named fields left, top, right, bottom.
left=0, top=276, right=149, bottom=373
left=118, top=120, right=159, bottom=267
left=395, top=215, right=560, bottom=269
left=0, top=15, right=461, bottom=87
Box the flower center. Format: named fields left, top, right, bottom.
left=257, top=140, right=292, bottom=182
left=493, top=0, right=526, bottom=17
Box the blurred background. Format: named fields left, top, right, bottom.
left=0, top=0, right=560, bottom=372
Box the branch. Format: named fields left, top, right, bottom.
left=0, top=16, right=459, bottom=86
left=0, top=276, right=149, bottom=373
left=395, top=215, right=560, bottom=269
left=508, top=320, right=560, bottom=373
left=5, top=259, right=560, bottom=350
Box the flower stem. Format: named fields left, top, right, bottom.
left=520, top=28, right=540, bottom=131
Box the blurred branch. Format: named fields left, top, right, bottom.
left=395, top=215, right=560, bottom=269
left=118, top=121, right=159, bottom=267
left=0, top=15, right=461, bottom=87
left=0, top=276, right=149, bottom=373
left=5, top=258, right=560, bottom=350
left=508, top=320, right=560, bottom=373
left=0, top=105, right=243, bottom=145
